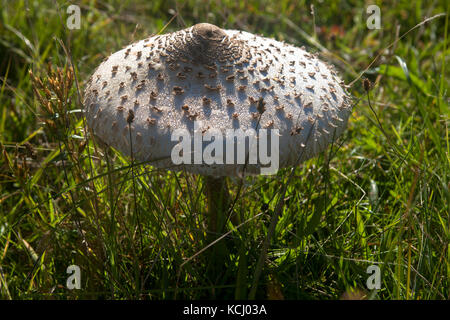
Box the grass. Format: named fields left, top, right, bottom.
left=0, top=0, right=448, bottom=299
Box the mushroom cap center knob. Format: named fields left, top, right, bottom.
left=192, top=23, right=227, bottom=41
left=181, top=23, right=242, bottom=65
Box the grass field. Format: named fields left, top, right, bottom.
left=0, top=0, right=448, bottom=299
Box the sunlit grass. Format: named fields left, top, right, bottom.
left=0, top=0, right=448, bottom=299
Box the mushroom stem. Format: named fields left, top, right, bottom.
left=204, top=175, right=230, bottom=238
left=204, top=175, right=231, bottom=285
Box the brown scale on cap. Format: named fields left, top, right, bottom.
left=202, top=97, right=211, bottom=105
left=293, top=91, right=302, bottom=99
left=332, top=114, right=344, bottom=122
left=173, top=86, right=184, bottom=95
left=146, top=117, right=156, bottom=125
left=150, top=91, right=158, bottom=100
left=264, top=120, right=274, bottom=128
left=201, top=126, right=211, bottom=135
left=256, top=97, right=266, bottom=114
left=204, top=65, right=217, bottom=72
left=126, top=109, right=135, bottom=123
left=136, top=80, right=146, bottom=91
left=248, top=96, right=258, bottom=104
left=304, top=101, right=313, bottom=109
left=259, top=85, right=274, bottom=92
left=179, top=57, right=189, bottom=63
left=188, top=112, right=199, bottom=120
left=204, top=84, right=221, bottom=91
left=290, top=126, right=303, bottom=136
left=251, top=112, right=260, bottom=119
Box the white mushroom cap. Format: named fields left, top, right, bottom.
left=84, top=23, right=352, bottom=176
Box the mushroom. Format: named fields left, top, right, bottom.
left=83, top=23, right=352, bottom=243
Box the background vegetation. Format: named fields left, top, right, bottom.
left=0, top=0, right=448, bottom=299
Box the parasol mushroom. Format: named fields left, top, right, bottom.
left=83, top=23, right=351, bottom=244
